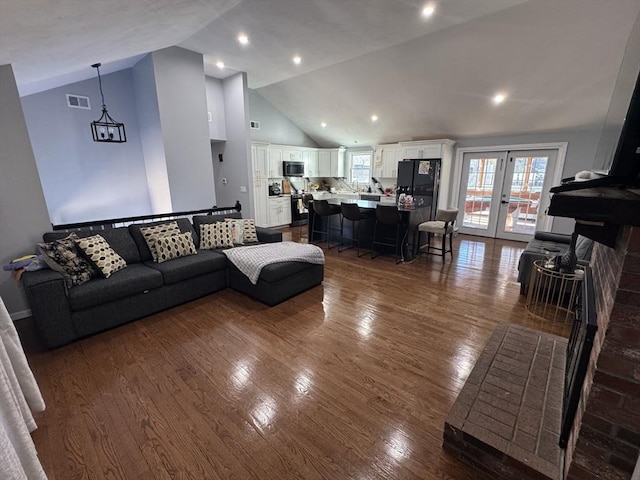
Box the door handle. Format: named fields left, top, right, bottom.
left=501, top=200, right=509, bottom=204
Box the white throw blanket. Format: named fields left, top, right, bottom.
left=223, top=241, right=325, bottom=285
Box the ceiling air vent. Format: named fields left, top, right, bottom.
left=66, top=94, right=91, bottom=110
left=250, top=120, right=260, bottom=130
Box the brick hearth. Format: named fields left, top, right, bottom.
left=444, top=323, right=567, bottom=480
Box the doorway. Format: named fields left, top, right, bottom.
left=455, top=146, right=563, bottom=242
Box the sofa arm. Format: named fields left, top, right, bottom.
left=21, top=270, right=77, bottom=349
left=256, top=227, right=282, bottom=243
left=534, top=231, right=571, bottom=243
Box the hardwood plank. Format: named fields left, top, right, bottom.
left=21, top=232, right=564, bottom=480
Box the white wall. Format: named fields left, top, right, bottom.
left=152, top=47, right=216, bottom=211
left=21, top=69, right=152, bottom=224
left=0, top=65, right=52, bottom=317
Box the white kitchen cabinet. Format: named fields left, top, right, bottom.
left=268, top=196, right=292, bottom=227
left=303, top=149, right=319, bottom=177
left=283, top=147, right=303, bottom=162
left=251, top=143, right=270, bottom=227
left=374, top=145, right=401, bottom=178
left=399, top=141, right=442, bottom=160
left=318, top=150, right=331, bottom=177
left=268, top=146, right=283, bottom=178
left=329, top=148, right=345, bottom=177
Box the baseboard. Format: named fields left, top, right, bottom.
left=10, top=309, right=31, bottom=321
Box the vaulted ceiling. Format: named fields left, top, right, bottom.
left=1, top=0, right=639, bottom=147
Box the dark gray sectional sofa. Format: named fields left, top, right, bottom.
left=22, top=212, right=323, bottom=349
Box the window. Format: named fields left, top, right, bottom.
left=349, top=152, right=372, bottom=184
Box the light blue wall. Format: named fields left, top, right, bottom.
left=248, top=89, right=318, bottom=147
left=151, top=47, right=216, bottom=211
left=206, top=76, right=227, bottom=141
left=0, top=64, right=52, bottom=317
left=132, top=54, right=172, bottom=213
left=213, top=73, right=252, bottom=214
left=21, top=69, right=152, bottom=224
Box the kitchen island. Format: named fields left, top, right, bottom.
left=308, top=198, right=434, bottom=261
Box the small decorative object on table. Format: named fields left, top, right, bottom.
left=555, top=231, right=578, bottom=273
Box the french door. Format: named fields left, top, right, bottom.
left=457, top=149, right=558, bottom=242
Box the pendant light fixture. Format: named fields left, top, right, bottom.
left=90, top=63, right=126, bottom=143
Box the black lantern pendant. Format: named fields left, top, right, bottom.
left=90, top=63, right=126, bottom=143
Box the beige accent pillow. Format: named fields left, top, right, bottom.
left=154, top=232, right=198, bottom=263
left=140, top=222, right=180, bottom=261
left=75, top=234, right=127, bottom=278
left=200, top=222, right=234, bottom=249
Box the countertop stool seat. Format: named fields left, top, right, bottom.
left=311, top=199, right=341, bottom=249
left=339, top=202, right=374, bottom=256
left=417, top=207, right=459, bottom=260
left=371, top=204, right=404, bottom=264
left=300, top=194, right=313, bottom=242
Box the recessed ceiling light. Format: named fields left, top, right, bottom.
left=321, top=122, right=327, bottom=128
left=216, top=61, right=225, bottom=69
left=493, top=93, right=506, bottom=105
left=422, top=5, right=435, bottom=17
left=293, top=55, right=302, bottom=65
left=371, top=114, right=379, bottom=122
left=237, top=33, right=249, bottom=45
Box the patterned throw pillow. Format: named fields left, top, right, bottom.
left=140, top=222, right=180, bottom=261
left=200, top=223, right=234, bottom=249
left=154, top=232, right=198, bottom=263
left=225, top=218, right=258, bottom=243
left=37, top=233, right=94, bottom=288
left=75, top=234, right=127, bottom=278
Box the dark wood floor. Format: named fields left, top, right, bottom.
left=21, top=230, right=567, bottom=479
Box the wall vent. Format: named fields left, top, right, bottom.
left=250, top=120, right=260, bottom=130
left=66, top=94, right=91, bottom=110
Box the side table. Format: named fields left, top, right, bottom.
left=525, top=259, right=584, bottom=324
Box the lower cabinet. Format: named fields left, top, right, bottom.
left=268, top=197, right=292, bottom=227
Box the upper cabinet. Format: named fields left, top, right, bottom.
left=399, top=141, right=442, bottom=160
left=318, top=150, right=331, bottom=177
left=373, top=145, right=401, bottom=178
left=268, top=146, right=284, bottom=178
left=303, top=148, right=319, bottom=177
left=282, top=147, right=303, bottom=162
left=330, top=148, right=346, bottom=178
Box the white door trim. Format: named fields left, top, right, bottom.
left=452, top=142, right=568, bottom=233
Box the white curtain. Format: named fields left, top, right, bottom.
left=0, top=297, right=47, bottom=480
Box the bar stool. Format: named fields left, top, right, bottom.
left=299, top=194, right=313, bottom=241
left=371, top=204, right=404, bottom=264
left=311, top=199, right=341, bottom=249
left=339, top=202, right=374, bottom=256
left=417, top=207, right=459, bottom=260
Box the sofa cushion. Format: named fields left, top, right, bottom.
left=200, top=222, right=234, bottom=249
left=192, top=213, right=242, bottom=248
left=43, top=227, right=142, bottom=264
left=144, top=249, right=227, bottom=285
left=68, top=263, right=163, bottom=311
left=154, top=232, right=198, bottom=263
left=75, top=234, right=127, bottom=278
left=128, top=218, right=196, bottom=262
left=259, top=261, right=319, bottom=283
left=38, top=233, right=95, bottom=288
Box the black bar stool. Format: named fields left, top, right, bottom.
left=371, top=204, right=404, bottom=264
left=311, top=199, right=341, bottom=249
left=339, top=202, right=374, bottom=256
left=300, top=194, right=313, bottom=241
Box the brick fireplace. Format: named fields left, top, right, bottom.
left=565, top=226, right=640, bottom=479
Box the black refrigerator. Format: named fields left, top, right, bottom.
left=396, top=159, right=440, bottom=220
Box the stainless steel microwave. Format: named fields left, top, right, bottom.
left=283, top=161, right=305, bottom=177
